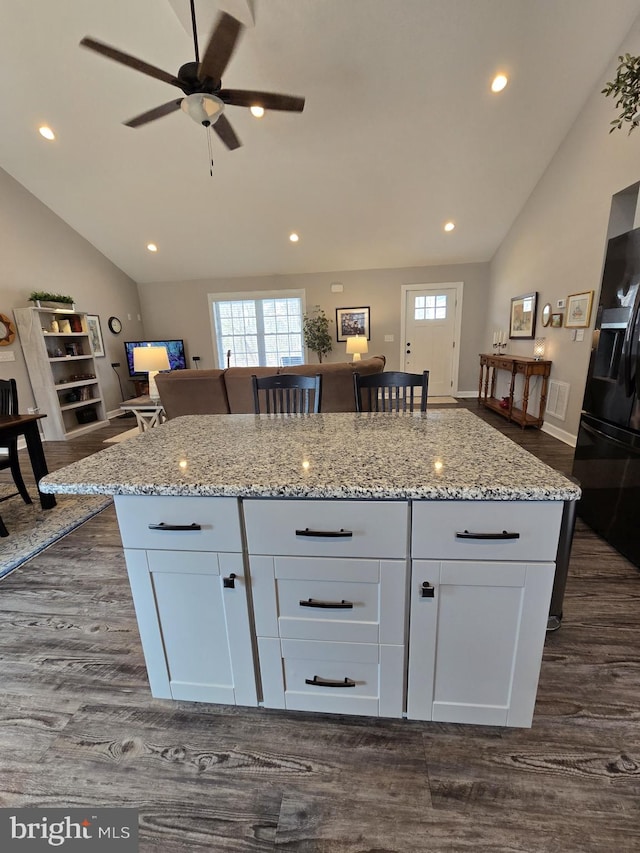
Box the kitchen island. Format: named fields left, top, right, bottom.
left=41, top=410, right=580, bottom=727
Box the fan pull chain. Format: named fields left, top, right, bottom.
left=206, top=126, right=215, bottom=176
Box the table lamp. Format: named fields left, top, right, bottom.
left=346, top=335, right=369, bottom=362
left=133, top=345, right=170, bottom=401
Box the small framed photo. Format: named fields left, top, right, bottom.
left=336, top=306, right=370, bottom=342
left=551, top=313, right=563, bottom=328
left=565, top=291, right=594, bottom=328
left=86, top=314, right=105, bottom=357
left=509, top=292, right=538, bottom=339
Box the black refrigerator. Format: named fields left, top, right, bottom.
left=572, top=226, right=640, bottom=568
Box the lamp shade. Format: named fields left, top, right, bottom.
left=346, top=335, right=369, bottom=361
left=533, top=338, right=546, bottom=360
left=133, top=346, right=170, bottom=373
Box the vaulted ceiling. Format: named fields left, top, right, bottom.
left=1, top=0, right=640, bottom=283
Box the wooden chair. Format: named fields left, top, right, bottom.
left=353, top=370, right=429, bottom=413
left=0, top=378, right=32, bottom=505
left=251, top=374, right=322, bottom=414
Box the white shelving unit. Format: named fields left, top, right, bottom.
left=13, top=306, right=108, bottom=440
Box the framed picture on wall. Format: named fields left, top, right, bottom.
left=509, top=292, right=538, bottom=339
left=86, top=314, right=105, bottom=357
left=565, top=291, right=594, bottom=328
left=551, top=313, right=563, bottom=327
left=336, top=306, right=370, bottom=342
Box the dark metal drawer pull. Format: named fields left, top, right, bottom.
left=148, top=522, right=202, bottom=532
left=223, top=573, right=236, bottom=589
left=295, top=527, right=353, bottom=538
left=299, top=598, right=354, bottom=609
left=456, top=529, right=520, bottom=540
left=305, top=675, right=356, bottom=688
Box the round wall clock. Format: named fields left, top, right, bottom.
left=0, top=312, right=16, bottom=346
left=108, top=316, right=122, bottom=334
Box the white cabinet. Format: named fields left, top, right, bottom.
left=115, top=496, right=257, bottom=706
left=13, top=307, right=108, bottom=440
left=407, top=501, right=560, bottom=727
left=244, top=499, right=409, bottom=718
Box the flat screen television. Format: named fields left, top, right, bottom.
left=124, top=340, right=187, bottom=377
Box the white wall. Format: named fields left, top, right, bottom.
left=0, top=168, right=144, bottom=415
left=137, top=261, right=491, bottom=394
left=488, top=17, right=640, bottom=440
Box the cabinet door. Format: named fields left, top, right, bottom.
left=407, top=559, right=554, bottom=727
left=124, top=549, right=257, bottom=706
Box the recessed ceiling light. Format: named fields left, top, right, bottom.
left=38, top=126, right=55, bottom=140
left=444, top=221, right=455, bottom=232
left=250, top=105, right=265, bottom=118
left=146, top=243, right=158, bottom=253
left=491, top=74, right=508, bottom=93
left=289, top=233, right=299, bottom=243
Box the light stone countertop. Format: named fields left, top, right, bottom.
left=40, top=410, right=580, bottom=502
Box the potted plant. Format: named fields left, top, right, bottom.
left=602, top=54, right=640, bottom=133
left=28, top=291, right=76, bottom=310
left=303, top=305, right=333, bottom=363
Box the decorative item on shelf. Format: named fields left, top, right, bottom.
left=69, top=315, right=83, bottom=333
left=50, top=318, right=59, bottom=333
left=59, top=319, right=72, bottom=334
left=133, top=345, right=170, bottom=401
left=28, top=291, right=75, bottom=311
left=303, top=305, right=332, bottom=363
left=346, top=334, right=369, bottom=362
left=565, top=291, right=594, bottom=329
left=0, top=313, right=16, bottom=346
left=533, top=338, right=546, bottom=360
left=499, top=396, right=510, bottom=410
left=492, top=331, right=507, bottom=353
left=509, top=292, right=538, bottom=339
left=86, top=314, right=105, bottom=357
left=602, top=54, right=640, bottom=134
left=336, top=306, right=371, bottom=342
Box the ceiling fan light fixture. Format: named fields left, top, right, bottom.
left=250, top=105, right=265, bottom=118
left=181, top=93, right=224, bottom=126
left=38, top=126, right=55, bottom=140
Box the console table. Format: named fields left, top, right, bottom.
left=478, top=353, right=552, bottom=429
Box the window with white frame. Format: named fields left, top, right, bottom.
left=414, top=294, right=448, bottom=320
left=210, top=290, right=305, bottom=368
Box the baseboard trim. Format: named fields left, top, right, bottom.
left=454, top=391, right=477, bottom=399
left=541, top=421, right=577, bottom=447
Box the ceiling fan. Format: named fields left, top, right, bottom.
left=79, top=1, right=305, bottom=152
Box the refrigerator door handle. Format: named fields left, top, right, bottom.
left=581, top=416, right=635, bottom=451
left=622, top=295, right=640, bottom=395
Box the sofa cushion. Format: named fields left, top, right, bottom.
left=155, top=369, right=229, bottom=417
left=224, top=366, right=283, bottom=414
left=282, top=356, right=386, bottom=412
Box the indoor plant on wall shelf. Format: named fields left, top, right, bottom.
left=602, top=54, right=640, bottom=133
left=28, top=291, right=76, bottom=311
left=303, top=305, right=332, bottom=363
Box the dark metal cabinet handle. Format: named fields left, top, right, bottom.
left=148, top=522, right=202, bottom=531
left=299, top=598, right=354, bottom=609
left=305, top=675, right=356, bottom=688
left=420, top=582, right=435, bottom=598
left=295, top=527, right=353, bottom=538
left=455, top=529, right=520, bottom=540
left=223, top=573, right=237, bottom=589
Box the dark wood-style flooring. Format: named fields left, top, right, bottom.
left=0, top=405, right=639, bottom=852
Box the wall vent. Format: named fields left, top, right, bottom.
left=546, top=379, right=570, bottom=421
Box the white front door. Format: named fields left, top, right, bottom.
left=402, top=284, right=461, bottom=397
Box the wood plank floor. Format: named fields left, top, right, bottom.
left=1, top=407, right=639, bottom=852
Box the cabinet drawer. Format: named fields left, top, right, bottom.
left=115, top=495, right=242, bottom=552
left=243, top=499, right=409, bottom=558
left=411, top=500, right=562, bottom=561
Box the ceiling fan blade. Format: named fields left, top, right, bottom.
left=80, top=37, right=183, bottom=89
left=213, top=113, right=242, bottom=150
left=124, top=99, right=183, bottom=128
left=198, top=12, right=243, bottom=83
left=219, top=89, right=305, bottom=112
